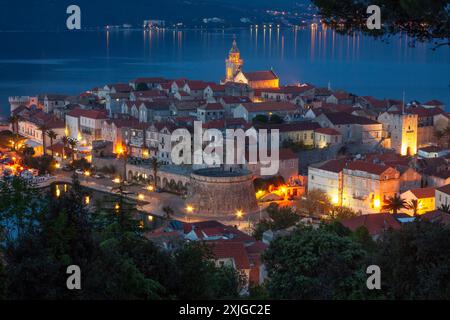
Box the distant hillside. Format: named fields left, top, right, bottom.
left=0, top=0, right=308, bottom=30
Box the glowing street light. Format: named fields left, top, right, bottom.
left=138, top=193, right=145, bottom=201
left=332, top=195, right=339, bottom=205
left=186, top=205, right=194, bottom=214
left=147, top=185, right=154, bottom=192
left=113, top=177, right=121, bottom=184
left=84, top=170, right=90, bottom=177
left=373, top=198, right=381, bottom=209
left=236, top=210, right=244, bottom=227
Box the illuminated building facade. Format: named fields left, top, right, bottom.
left=401, top=187, right=436, bottom=215
left=308, top=159, right=403, bottom=214
left=225, top=38, right=243, bottom=82
left=223, top=39, right=279, bottom=90
left=378, top=111, right=418, bottom=156
left=342, top=161, right=401, bottom=214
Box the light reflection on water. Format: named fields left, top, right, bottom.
left=0, top=26, right=448, bottom=119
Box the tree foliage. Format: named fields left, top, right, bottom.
left=0, top=176, right=241, bottom=300
left=298, top=189, right=333, bottom=217
left=376, top=220, right=450, bottom=299
left=313, top=0, right=449, bottom=49
left=253, top=203, right=300, bottom=240
left=328, top=205, right=360, bottom=221
left=263, top=225, right=370, bottom=299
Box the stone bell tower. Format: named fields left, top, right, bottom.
left=224, top=37, right=243, bottom=82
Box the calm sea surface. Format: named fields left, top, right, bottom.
left=0, top=27, right=448, bottom=118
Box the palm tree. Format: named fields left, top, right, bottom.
left=382, top=195, right=407, bottom=214
left=406, top=199, right=421, bottom=217
left=439, top=204, right=450, bottom=214
left=47, top=130, right=58, bottom=158
left=68, top=138, right=78, bottom=162
left=162, top=206, right=174, bottom=220
left=61, top=135, right=70, bottom=161
left=38, top=124, right=49, bottom=155
left=150, top=157, right=161, bottom=188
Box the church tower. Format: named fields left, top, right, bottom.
left=225, top=37, right=243, bottom=82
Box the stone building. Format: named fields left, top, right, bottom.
left=187, top=168, right=258, bottom=217
left=222, top=38, right=279, bottom=90
left=308, top=159, right=407, bottom=214
left=378, top=111, right=418, bottom=156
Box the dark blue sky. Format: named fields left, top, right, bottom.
left=0, top=0, right=302, bottom=30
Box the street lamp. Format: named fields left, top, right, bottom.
left=236, top=210, right=244, bottom=227
left=186, top=205, right=194, bottom=222
left=113, top=177, right=121, bottom=184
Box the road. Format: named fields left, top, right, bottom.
left=50, top=170, right=269, bottom=232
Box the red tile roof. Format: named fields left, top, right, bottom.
left=243, top=70, right=278, bottom=81
left=331, top=91, right=351, bottom=100
left=133, top=90, right=167, bottom=98
left=242, top=101, right=297, bottom=112
left=437, top=184, right=450, bottom=196
left=185, top=80, right=213, bottom=91
left=208, top=241, right=250, bottom=270
left=67, top=108, right=108, bottom=119
left=345, top=160, right=394, bottom=175
left=409, top=106, right=444, bottom=117
left=361, top=96, right=389, bottom=109
left=203, top=118, right=247, bottom=130
left=104, top=118, right=140, bottom=128
left=318, top=158, right=348, bottom=173
left=315, top=127, right=341, bottom=135
left=408, top=187, right=436, bottom=199
left=423, top=100, right=444, bottom=106
left=342, top=214, right=401, bottom=236
left=279, top=148, right=298, bottom=160
left=221, top=96, right=252, bottom=104
left=320, top=103, right=355, bottom=113
left=256, top=121, right=320, bottom=132
left=203, top=103, right=224, bottom=111
left=209, top=84, right=226, bottom=91
left=323, top=112, right=380, bottom=125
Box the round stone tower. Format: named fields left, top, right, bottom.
left=187, top=168, right=257, bottom=217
